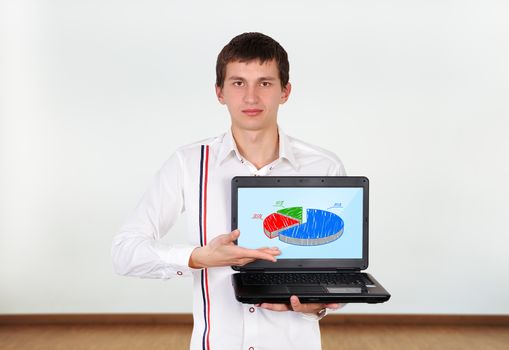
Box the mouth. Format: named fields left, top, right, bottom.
left=242, top=109, right=263, bottom=117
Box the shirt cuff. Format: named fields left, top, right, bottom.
left=300, top=308, right=328, bottom=321
left=154, top=242, right=203, bottom=276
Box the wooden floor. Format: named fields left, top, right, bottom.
left=1, top=323, right=508, bottom=350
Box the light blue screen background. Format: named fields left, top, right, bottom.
left=237, top=187, right=363, bottom=259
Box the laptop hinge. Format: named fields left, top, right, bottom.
left=240, top=268, right=362, bottom=273
left=240, top=268, right=265, bottom=273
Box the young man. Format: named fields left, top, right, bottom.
left=112, top=32, right=346, bottom=350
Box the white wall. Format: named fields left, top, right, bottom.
left=1, top=0, right=508, bottom=315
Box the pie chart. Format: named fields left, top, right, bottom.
left=262, top=207, right=344, bottom=246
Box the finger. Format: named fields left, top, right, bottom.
left=325, top=303, right=340, bottom=310
left=256, top=246, right=279, bottom=251
left=258, top=303, right=292, bottom=312
left=237, top=247, right=279, bottom=262
left=325, top=303, right=345, bottom=310
left=258, top=247, right=280, bottom=256
left=290, top=296, right=325, bottom=313
left=257, top=247, right=281, bottom=256
left=290, top=295, right=302, bottom=311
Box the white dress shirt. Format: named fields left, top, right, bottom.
left=112, top=127, right=346, bottom=350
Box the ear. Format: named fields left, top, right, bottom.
left=215, top=84, right=225, bottom=105
left=280, top=82, right=292, bottom=104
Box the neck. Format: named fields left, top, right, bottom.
left=231, top=125, right=279, bottom=170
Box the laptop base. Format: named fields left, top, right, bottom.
left=232, top=272, right=390, bottom=304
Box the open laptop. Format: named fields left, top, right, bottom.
left=231, top=176, right=390, bottom=304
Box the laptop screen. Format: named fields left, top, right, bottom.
left=232, top=176, right=369, bottom=270
left=237, top=187, right=364, bottom=260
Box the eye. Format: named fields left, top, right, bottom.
left=260, top=81, right=272, bottom=87
left=233, top=81, right=244, bottom=87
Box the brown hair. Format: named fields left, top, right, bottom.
left=216, top=32, right=289, bottom=89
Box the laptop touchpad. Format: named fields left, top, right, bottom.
left=288, top=286, right=327, bottom=294
left=327, top=287, right=362, bottom=293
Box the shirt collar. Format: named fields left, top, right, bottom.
left=216, top=127, right=300, bottom=170
left=216, top=128, right=242, bottom=166
left=278, top=128, right=299, bottom=170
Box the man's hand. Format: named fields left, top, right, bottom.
left=188, top=229, right=281, bottom=268
left=257, top=295, right=344, bottom=316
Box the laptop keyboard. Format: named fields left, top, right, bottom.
left=241, top=272, right=371, bottom=286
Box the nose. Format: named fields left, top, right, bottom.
left=243, top=85, right=259, bottom=104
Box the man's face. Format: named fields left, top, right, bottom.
left=215, top=59, right=291, bottom=132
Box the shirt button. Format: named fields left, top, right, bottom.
left=249, top=307, right=255, bottom=313
left=176, top=271, right=183, bottom=276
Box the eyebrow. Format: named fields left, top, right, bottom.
left=226, top=76, right=277, bottom=81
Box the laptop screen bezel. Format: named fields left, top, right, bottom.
left=231, top=176, right=369, bottom=271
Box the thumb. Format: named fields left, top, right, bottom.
left=211, top=230, right=239, bottom=246
left=290, top=295, right=300, bottom=310
left=228, top=229, right=240, bottom=242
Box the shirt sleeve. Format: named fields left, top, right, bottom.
left=328, top=154, right=347, bottom=176
left=111, top=151, right=200, bottom=279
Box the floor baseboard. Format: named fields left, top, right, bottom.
left=1, top=314, right=508, bottom=326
